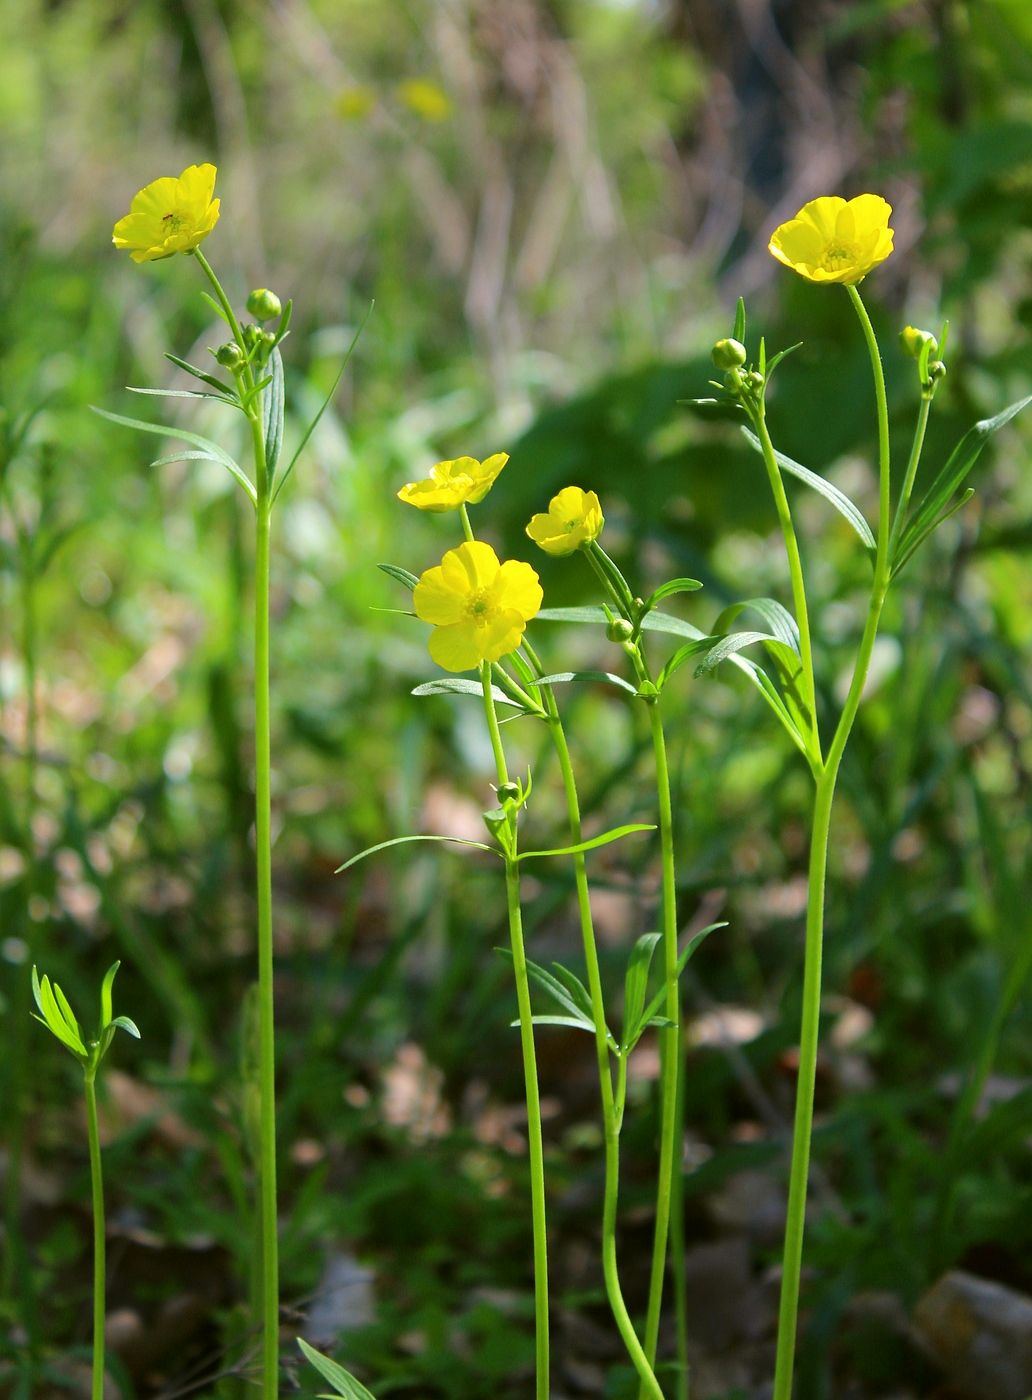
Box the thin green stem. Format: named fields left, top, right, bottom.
left=193, top=248, right=251, bottom=380
left=252, top=413, right=280, bottom=1400
left=481, top=663, right=549, bottom=1397
left=772, top=282, right=893, bottom=1400
left=544, top=697, right=663, bottom=1397
left=84, top=1074, right=105, bottom=1400
left=459, top=503, right=475, bottom=543
left=640, top=702, right=681, bottom=1389
left=888, top=396, right=932, bottom=559
left=754, top=406, right=820, bottom=755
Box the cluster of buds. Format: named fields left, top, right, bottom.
left=711, top=337, right=766, bottom=406
left=900, top=324, right=947, bottom=398
left=215, top=288, right=288, bottom=374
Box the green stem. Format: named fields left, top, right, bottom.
left=544, top=698, right=663, bottom=1397
left=459, top=503, right=475, bottom=543
left=888, top=396, right=932, bottom=559
left=754, top=406, right=820, bottom=754
left=640, top=702, right=681, bottom=1389
left=84, top=1074, right=105, bottom=1400
left=481, top=664, right=549, bottom=1397
left=772, top=282, right=893, bottom=1400
left=252, top=416, right=280, bottom=1400
left=193, top=247, right=251, bottom=379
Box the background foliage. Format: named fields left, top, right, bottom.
left=2, top=1, right=1032, bottom=1396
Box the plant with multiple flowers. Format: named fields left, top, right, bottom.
left=28, top=171, right=1030, bottom=1399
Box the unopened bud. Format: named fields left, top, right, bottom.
left=747, top=370, right=765, bottom=391
left=711, top=337, right=747, bottom=370
left=724, top=367, right=745, bottom=394
left=900, top=325, right=937, bottom=359
left=927, top=359, right=947, bottom=381
left=215, top=341, right=244, bottom=369
left=606, top=618, right=634, bottom=644
left=497, top=782, right=520, bottom=804
left=247, top=288, right=282, bottom=321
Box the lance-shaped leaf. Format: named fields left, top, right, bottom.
left=165, top=352, right=236, bottom=397
left=378, top=562, right=419, bottom=591
left=628, top=922, right=726, bottom=1046
left=641, top=577, right=704, bottom=613
left=517, top=823, right=655, bottom=863
left=261, top=347, right=285, bottom=486
left=622, top=932, right=662, bottom=1049
left=91, top=406, right=256, bottom=504
left=498, top=951, right=601, bottom=1035
left=892, top=393, right=1032, bottom=576
left=335, top=833, right=496, bottom=873
left=31, top=967, right=87, bottom=1059
left=712, top=597, right=800, bottom=654
left=534, top=670, right=639, bottom=696
left=100, top=960, right=120, bottom=1028
left=741, top=426, right=876, bottom=551
left=412, top=678, right=526, bottom=708
left=127, top=385, right=237, bottom=408
left=298, top=1338, right=378, bottom=1400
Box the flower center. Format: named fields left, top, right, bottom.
left=465, top=589, right=496, bottom=625
left=819, top=241, right=859, bottom=272
left=162, top=211, right=188, bottom=233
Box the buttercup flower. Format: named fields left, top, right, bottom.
left=414, top=541, right=542, bottom=672
left=768, top=194, right=893, bottom=285
left=112, top=164, right=221, bottom=264
left=526, top=487, right=605, bottom=556
left=397, top=453, right=509, bottom=512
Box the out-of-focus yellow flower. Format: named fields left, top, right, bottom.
left=526, top=487, right=605, bottom=556
left=768, top=195, right=893, bottom=285
left=414, top=541, right=542, bottom=672
left=397, top=78, right=452, bottom=122
left=335, top=86, right=377, bottom=120
left=398, top=454, right=508, bottom=512
left=112, top=164, right=221, bottom=264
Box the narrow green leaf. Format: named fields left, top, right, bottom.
left=378, top=562, right=418, bottom=591
left=766, top=342, right=803, bottom=376
left=31, top=965, right=45, bottom=1017
left=534, top=670, right=638, bottom=696
left=741, top=426, right=876, bottom=550
left=335, top=833, right=496, bottom=873
left=100, top=961, right=120, bottom=1029
left=298, top=1338, right=378, bottom=1400
left=657, top=638, right=715, bottom=689
left=694, top=630, right=781, bottom=675
left=894, top=394, right=1032, bottom=572
left=549, top=963, right=596, bottom=1022
left=518, top=823, right=655, bottom=862
left=623, top=933, right=662, bottom=1047
left=91, top=406, right=257, bottom=504
left=164, top=352, right=236, bottom=396
left=643, top=577, right=704, bottom=611
left=199, top=291, right=232, bottom=327
left=412, top=678, right=525, bottom=708
left=110, top=1015, right=141, bottom=1040
left=271, top=302, right=372, bottom=505
left=733, top=296, right=746, bottom=343
left=634, top=922, right=727, bottom=1037
left=262, top=347, right=285, bottom=486
left=499, top=951, right=595, bottom=1028
left=515, top=1014, right=596, bottom=1033
left=713, top=598, right=800, bottom=654
left=127, top=386, right=237, bottom=407
left=36, top=975, right=87, bottom=1057
left=891, top=489, right=975, bottom=577
left=52, top=982, right=82, bottom=1042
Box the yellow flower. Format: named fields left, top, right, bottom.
left=768, top=194, right=893, bottom=285
left=414, top=541, right=543, bottom=672
left=112, top=164, right=221, bottom=264
left=397, top=78, right=452, bottom=122
left=525, top=487, right=605, bottom=556
left=397, top=454, right=508, bottom=512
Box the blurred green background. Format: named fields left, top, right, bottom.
left=2, top=1, right=1032, bottom=1396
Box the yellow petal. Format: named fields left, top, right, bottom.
left=428, top=622, right=484, bottom=672
left=493, top=560, right=543, bottom=621
left=466, top=452, right=509, bottom=503
left=414, top=565, right=466, bottom=624
left=397, top=477, right=471, bottom=511
left=478, top=610, right=528, bottom=663
left=440, top=541, right=500, bottom=595
left=795, top=196, right=845, bottom=243
left=846, top=193, right=892, bottom=236
left=177, top=163, right=218, bottom=212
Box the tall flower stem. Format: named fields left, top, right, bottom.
left=525, top=647, right=661, bottom=1398
left=84, top=1072, right=106, bottom=1400
left=640, top=700, right=681, bottom=1390
left=771, top=282, right=892, bottom=1400
left=480, top=662, right=550, bottom=1398
left=251, top=423, right=279, bottom=1400
left=195, top=248, right=279, bottom=1394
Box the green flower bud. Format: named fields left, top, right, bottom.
left=711, top=337, right=747, bottom=370
left=927, top=359, right=947, bottom=381
left=247, top=288, right=282, bottom=321
left=215, top=341, right=244, bottom=369
left=497, top=782, right=521, bottom=804
left=724, top=367, right=745, bottom=394
left=258, top=329, right=277, bottom=351
left=243, top=324, right=259, bottom=349
left=746, top=370, right=765, bottom=391
left=900, top=325, right=937, bottom=359
left=606, top=618, right=634, bottom=644
left=631, top=597, right=645, bottom=611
